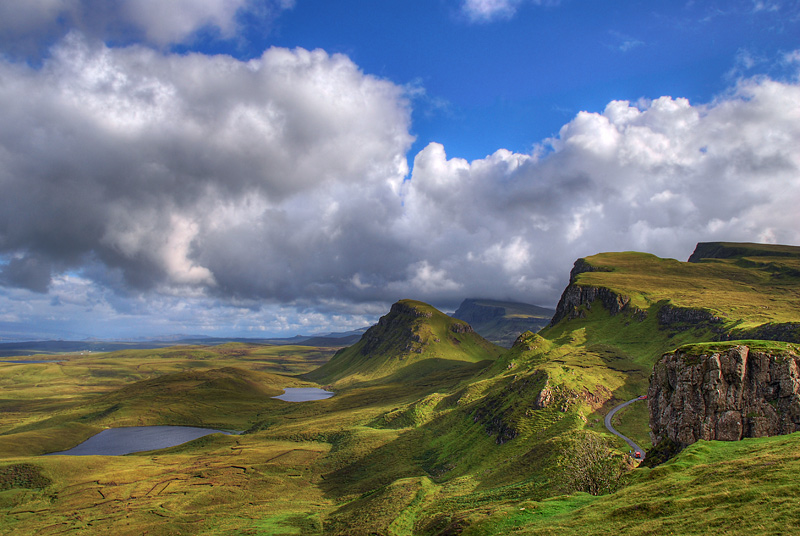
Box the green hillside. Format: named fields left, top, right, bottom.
left=304, top=299, right=505, bottom=387
left=541, top=243, right=800, bottom=371
left=567, top=244, right=800, bottom=332
left=2, top=243, right=800, bottom=534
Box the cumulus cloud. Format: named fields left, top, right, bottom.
left=0, top=33, right=412, bottom=301
left=1, top=32, right=800, bottom=337
left=398, top=76, right=800, bottom=305
left=0, top=0, right=290, bottom=57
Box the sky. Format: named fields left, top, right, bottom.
left=0, top=0, right=799, bottom=340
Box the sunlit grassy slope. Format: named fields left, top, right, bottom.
left=463, top=432, right=800, bottom=536
left=305, top=299, right=505, bottom=387
left=3, top=243, right=800, bottom=534
left=540, top=242, right=800, bottom=371
left=575, top=243, right=800, bottom=330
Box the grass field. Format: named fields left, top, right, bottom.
left=2, top=245, right=800, bottom=534
left=0, top=326, right=644, bottom=534
left=574, top=250, right=800, bottom=330
left=464, top=432, right=800, bottom=535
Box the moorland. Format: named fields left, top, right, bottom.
left=1, top=241, right=800, bottom=535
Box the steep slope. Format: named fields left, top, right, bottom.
left=688, top=241, right=800, bottom=262
left=463, top=432, right=800, bottom=535
left=318, top=328, right=636, bottom=535
left=543, top=243, right=800, bottom=369
left=304, top=299, right=504, bottom=387
left=451, top=299, right=555, bottom=347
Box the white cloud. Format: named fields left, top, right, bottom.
left=0, top=34, right=413, bottom=301
left=1, top=32, right=800, bottom=337
left=608, top=31, right=644, bottom=53
left=460, top=0, right=555, bottom=22
left=400, top=74, right=800, bottom=304
left=0, top=0, right=292, bottom=57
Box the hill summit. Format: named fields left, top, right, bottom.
left=304, top=299, right=503, bottom=386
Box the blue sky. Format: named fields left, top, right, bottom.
left=0, top=0, right=799, bottom=340
left=189, top=0, right=800, bottom=160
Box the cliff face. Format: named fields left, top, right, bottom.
left=649, top=344, right=800, bottom=448
left=548, top=258, right=642, bottom=327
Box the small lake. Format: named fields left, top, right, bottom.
left=272, top=387, right=334, bottom=402
left=47, top=426, right=232, bottom=456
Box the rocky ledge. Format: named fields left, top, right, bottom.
left=649, top=344, right=800, bottom=448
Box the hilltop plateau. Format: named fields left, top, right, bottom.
left=451, top=298, right=555, bottom=347
left=1, top=242, right=799, bottom=534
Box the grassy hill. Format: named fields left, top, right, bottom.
left=451, top=299, right=555, bottom=347
left=304, top=299, right=505, bottom=387
left=448, top=431, right=800, bottom=535
left=2, top=243, right=800, bottom=534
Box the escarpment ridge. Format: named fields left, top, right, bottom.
left=452, top=298, right=554, bottom=347
left=546, top=243, right=800, bottom=345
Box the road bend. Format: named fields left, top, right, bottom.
left=604, top=397, right=647, bottom=461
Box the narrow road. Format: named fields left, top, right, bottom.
left=604, top=397, right=646, bottom=461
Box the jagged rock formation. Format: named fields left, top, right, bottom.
left=451, top=298, right=554, bottom=347
left=649, top=344, right=800, bottom=448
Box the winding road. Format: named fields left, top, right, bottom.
left=604, top=397, right=647, bottom=461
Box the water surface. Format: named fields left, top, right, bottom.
left=48, top=425, right=231, bottom=456
left=272, top=387, right=334, bottom=402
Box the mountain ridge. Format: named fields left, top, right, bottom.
left=451, top=298, right=555, bottom=347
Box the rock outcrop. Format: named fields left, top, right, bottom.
left=549, top=259, right=644, bottom=326
left=649, top=344, right=800, bottom=448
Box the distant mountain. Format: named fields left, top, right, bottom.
left=688, top=241, right=800, bottom=262
left=0, top=329, right=369, bottom=358
left=304, top=299, right=504, bottom=386
left=451, top=298, right=555, bottom=347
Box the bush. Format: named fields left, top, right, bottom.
left=559, top=432, right=629, bottom=495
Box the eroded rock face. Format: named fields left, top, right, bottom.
left=649, top=345, right=800, bottom=447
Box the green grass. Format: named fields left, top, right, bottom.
left=573, top=250, right=800, bottom=330
left=672, top=339, right=800, bottom=357
left=466, top=433, right=800, bottom=535
left=305, top=300, right=504, bottom=387
left=611, top=399, right=651, bottom=450
left=1, top=242, right=800, bottom=536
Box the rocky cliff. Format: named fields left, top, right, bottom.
left=649, top=343, right=800, bottom=448
left=548, top=258, right=643, bottom=327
